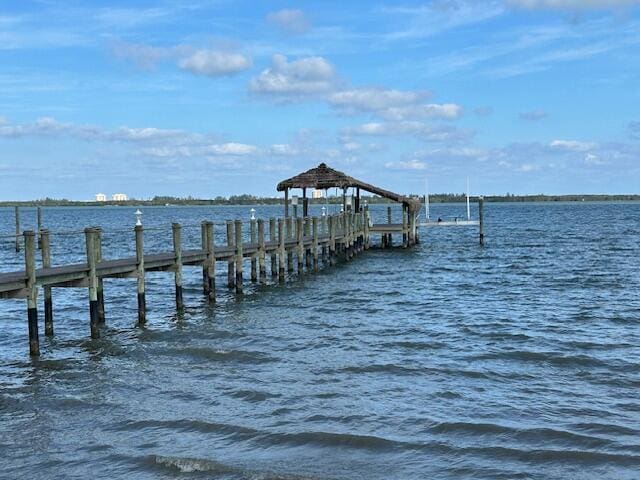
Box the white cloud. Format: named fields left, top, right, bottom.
left=328, top=88, right=427, bottom=113
left=584, top=153, right=606, bottom=165
left=249, top=54, right=337, bottom=98
left=517, top=163, right=539, bottom=172
left=344, top=121, right=473, bottom=142
left=268, top=144, right=302, bottom=156
left=385, top=159, right=427, bottom=170
left=177, top=49, right=252, bottom=77
left=112, top=41, right=251, bottom=77
left=508, top=0, right=640, bottom=10
left=381, top=1, right=505, bottom=41
left=206, top=143, right=257, bottom=155
left=549, top=139, right=597, bottom=151
left=327, top=87, right=461, bottom=120
left=266, top=9, right=310, bottom=34
left=519, top=109, right=548, bottom=121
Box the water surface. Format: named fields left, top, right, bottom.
left=1, top=202, right=639, bottom=479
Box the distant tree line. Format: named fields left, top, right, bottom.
left=1, top=193, right=638, bottom=208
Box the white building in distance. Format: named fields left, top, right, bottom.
left=95, top=193, right=107, bottom=202
left=312, top=189, right=324, bottom=199
left=112, top=193, right=128, bottom=201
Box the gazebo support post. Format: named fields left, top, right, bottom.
left=302, top=187, right=308, bottom=217
left=284, top=189, right=289, bottom=217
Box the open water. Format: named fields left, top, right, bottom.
left=0, top=202, right=639, bottom=480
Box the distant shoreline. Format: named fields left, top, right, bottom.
left=0, top=194, right=638, bottom=207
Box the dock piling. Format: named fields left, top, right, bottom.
left=402, top=208, right=408, bottom=248
left=250, top=219, right=257, bottom=282
left=304, top=217, right=312, bottom=270
left=258, top=219, right=266, bottom=281
left=226, top=221, right=235, bottom=288
left=234, top=220, right=243, bottom=293
left=201, top=222, right=209, bottom=295
left=172, top=223, right=184, bottom=312
left=135, top=225, right=146, bottom=324
left=37, top=207, right=42, bottom=249
left=269, top=218, right=277, bottom=277
left=312, top=217, right=319, bottom=272
left=14, top=207, right=20, bottom=252
left=25, top=231, right=39, bottom=355
left=96, top=228, right=105, bottom=323
left=84, top=228, right=100, bottom=339
left=296, top=217, right=304, bottom=273
left=40, top=229, right=53, bottom=336
left=278, top=218, right=285, bottom=281
left=205, top=221, right=215, bottom=302
left=286, top=217, right=294, bottom=272
left=479, top=196, right=485, bottom=246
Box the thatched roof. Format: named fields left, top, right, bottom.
left=277, top=163, right=422, bottom=212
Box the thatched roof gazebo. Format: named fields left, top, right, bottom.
left=277, top=163, right=421, bottom=217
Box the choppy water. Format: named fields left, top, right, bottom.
left=1, top=202, right=639, bottom=480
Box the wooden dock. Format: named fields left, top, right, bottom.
left=1, top=162, right=486, bottom=356
left=0, top=209, right=430, bottom=356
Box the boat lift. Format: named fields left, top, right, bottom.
left=419, top=177, right=480, bottom=228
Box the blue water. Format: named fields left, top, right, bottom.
left=0, top=202, right=639, bottom=479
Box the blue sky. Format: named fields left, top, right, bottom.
left=1, top=0, right=639, bottom=200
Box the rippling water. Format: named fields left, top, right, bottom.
left=1, top=202, right=639, bottom=479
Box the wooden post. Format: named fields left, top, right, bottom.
left=226, top=221, right=235, bottom=288
left=250, top=219, right=257, bottom=282
left=40, top=229, right=53, bottom=336
left=135, top=225, right=145, bottom=325
left=321, top=215, right=328, bottom=262
left=304, top=217, right=312, bottom=269
left=201, top=222, right=209, bottom=296
left=96, top=228, right=105, bottom=323
left=387, top=206, right=393, bottom=248
left=205, top=221, right=215, bottom=302
left=402, top=207, right=408, bottom=248
left=408, top=208, right=415, bottom=246
left=329, top=216, right=336, bottom=265
left=296, top=217, right=304, bottom=273
left=234, top=220, right=243, bottom=293
left=284, top=188, right=289, bottom=218
left=14, top=206, right=20, bottom=252
left=258, top=219, right=266, bottom=281
left=84, top=228, right=100, bottom=339
left=479, top=196, right=485, bottom=246
left=364, top=206, right=370, bottom=250
left=278, top=218, right=285, bottom=281
left=312, top=217, right=319, bottom=272
left=172, top=223, right=184, bottom=312
left=25, top=231, right=39, bottom=355
left=270, top=218, right=277, bottom=277
left=286, top=216, right=293, bottom=272
left=355, top=187, right=360, bottom=212
left=37, top=206, right=42, bottom=249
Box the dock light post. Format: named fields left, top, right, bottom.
left=135, top=209, right=143, bottom=226
left=292, top=196, right=299, bottom=218
left=250, top=208, right=256, bottom=220
left=340, top=205, right=344, bottom=213
left=321, top=206, right=326, bottom=217
left=346, top=195, right=353, bottom=212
